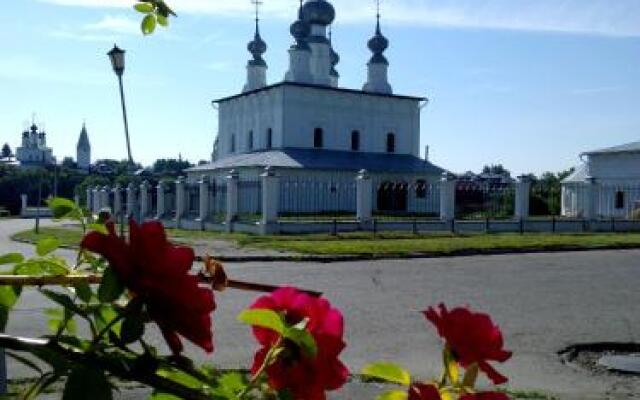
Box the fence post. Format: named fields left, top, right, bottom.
left=112, top=185, right=122, bottom=220
left=100, top=186, right=110, bottom=212
left=73, top=194, right=80, bottom=207
left=356, top=169, right=373, bottom=229
left=0, top=348, right=6, bottom=395
left=583, top=177, right=599, bottom=230
left=92, top=186, right=100, bottom=214
left=440, top=172, right=457, bottom=222
left=261, top=167, right=280, bottom=234
left=175, top=177, right=186, bottom=227
left=156, top=181, right=165, bottom=219
left=198, top=175, right=210, bottom=228
left=20, top=194, right=28, bottom=215
left=226, top=170, right=239, bottom=230
left=515, top=175, right=532, bottom=220
left=126, top=183, right=137, bottom=220
left=139, top=181, right=149, bottom=221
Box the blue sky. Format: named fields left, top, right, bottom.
left=1, top=0, right=639, bottom=175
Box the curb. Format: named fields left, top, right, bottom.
left=10, top=236, right=640, bottom=264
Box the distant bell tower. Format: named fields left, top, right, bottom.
left=76, top=122, right=91, bottom=170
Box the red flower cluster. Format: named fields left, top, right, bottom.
left=408, top=383, right=441, bottom=400
left=249, top=287, right=349, bottom=400
left=81, top=220, right=215, bottom=355
left=424, top=304, right=512, bottom=385
left=460, top=393, right=510, bottom=400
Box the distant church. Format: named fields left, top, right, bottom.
left=77, top=123, right=91, bottom=170
left=189, top=0, right=445, bottom=213
left=16, top=123, right=55, bottom=167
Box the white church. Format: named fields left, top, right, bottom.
left=188, top=0, right=445, bottom=214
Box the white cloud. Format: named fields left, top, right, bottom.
left=48, top=15, right=140, bottom=42
left=84, top=15, right=140, bottom=35
left=38, top=0, right=640, bottom=37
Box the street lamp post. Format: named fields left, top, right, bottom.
left=107, top=44, right=135, bottom=170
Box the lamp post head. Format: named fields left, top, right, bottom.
left=107, top=44, right=126, bottom=76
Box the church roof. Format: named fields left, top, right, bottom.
left=188, top=148, right=445, bottom=174
left=582, top=140, right=640, bottom=156
left=562, top=163, right=589, bottom=183
left=77, top=124, right=90, bottom=149
left=213, top=81, right=425, bottom=103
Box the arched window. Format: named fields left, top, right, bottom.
left=230, top=134, right=236, bottom=153
left=615, top=190, right=625, bottom=209
left=351, top=130, right=360, bottom=151
left=386, top=133, right=396, bottom=153
left=248, top=130, right=254, bottom=151
left=416, top=179, right=427, bottom=199
left=266, top=128, right=273, bottom=149
left=314, top=128, right=323, bottom=148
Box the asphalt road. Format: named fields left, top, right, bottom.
left=1, top=219, right=639, bottom=399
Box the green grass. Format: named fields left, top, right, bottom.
left=11, top=226, right=640, bottom=258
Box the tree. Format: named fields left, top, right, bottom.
left=62, top=157, right=77, bottom=169
left=481, top=164, right=511, bottom=177
left=152, top=158, right=193, bottom=177
left=1, top=143, right=12, bottom=160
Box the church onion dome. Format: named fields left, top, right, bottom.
left=301, top=0, right=335, bottom=26
left=368, top=20, right=389, bottom=65
left=330, top=48, right=340, bottom=76
left=247, top=25, right=267, bottom=67
left=290, top=18, right=311, bottom=51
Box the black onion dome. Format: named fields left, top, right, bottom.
left=301, top=0, right=335, bottom=26
left=367, top=20, right=389, bottom=65
left=247, top=29, right=267, bottom=66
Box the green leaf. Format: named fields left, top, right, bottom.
left=157, top=14, right=169, bottom=27
left=74, top=282, right=93, bottom=303
left=134, top=2, right=155, bottom=13
left=120, top=314, right=145, bottom=344
left=21, top=372, right=59, bottom=400
left=149, top=392, right=180, bottom=400
left=98, top=266, right=124, bottom=303
left=141, top=14, right=157, bottom=35
left=62, top=366, right=113, bottom=400
left=212, top=372, right=248, bottom=398
left=45, top=308, right=77, bottom=335
left=40, top=289, right=87, bottom=319
left=283, top=326, right=317, bottom=358
left=87, top=223, right=108, bottom=234
left=14, top=258, right=69, bottom=276
left=0, top=253, right=24, bottom=265
left=47, top=197, right=82, bottom=221
left=156, top=367, right=204, bottom=390
left=94, top=304, right=120, bottom=335
left=361, top=362, right=411, bottom=386
left=36, top=237, right=60, bottom=256
left=0, top=285, right=21, bottom=331
left=377, top=390, right=409, bottom=400
left=237, top=309, right=285, bottom=335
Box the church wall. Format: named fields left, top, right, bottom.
left=588, top=153, right=640, bottom=180
left=280, top=85, right=420, bottom=156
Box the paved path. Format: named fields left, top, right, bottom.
left=1, top=219, right=639, bottom=399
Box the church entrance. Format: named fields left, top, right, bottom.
left=377, top=181, right=408, bottom=212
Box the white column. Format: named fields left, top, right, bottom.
left=226, top=170, right=239, bottom=226
left=175, top=177, right=186, bottom=224
left=584, top=177, right=599, bottom=221
left=99, top=186, right=110, bottom=212
left=514, top=176, right=532, bottom=219
left=440, top=173, right=457, bottom=221
left=92, top=186, right=100, bottom=214
left=112, top=185, right=122, bottom=219
left=156, top=181, right=165, bottom=219
left=198, top=175, right=209, bottom=222
left=126, top=183, right=137, bottom=220
left=261, top=167, right=280, bottom=229
left=73, top=194, right=80, bottom=207
left=20, top=194, right=28, bottom=214
left=86, top=188, right=92, bottom=210
left=139, top=181, right=149, bottom=220
left=356, top=169, right=373, bottom=223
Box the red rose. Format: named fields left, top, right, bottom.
left=81, top=220, right=215, bottom=355
left=460, top=392, right=511, bottom=400
left=423, top=304, right=512, bottom=385
left=249, top=287, right=348, bottom=400
left=408, top=383, right=441, bottom=400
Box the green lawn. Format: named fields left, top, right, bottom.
left=11, top=226, right=640, bottom=258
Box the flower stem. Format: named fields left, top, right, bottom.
left=238, top=337, right=284, bottom=399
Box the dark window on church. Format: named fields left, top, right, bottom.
left=351, top=130, right=360, bottom=151
left=416, top=179, right=427, bottom=199
left=230, top=134, right=236, bottom=153
left=248, top=131, right=254, bottom=151
left=314, top=128, right=324, bottom=148
left=266, top=128, right=273, bottom=149
left=615, top=191, right=625, bottom=209
left=386, top=133, right=396, bottom=153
